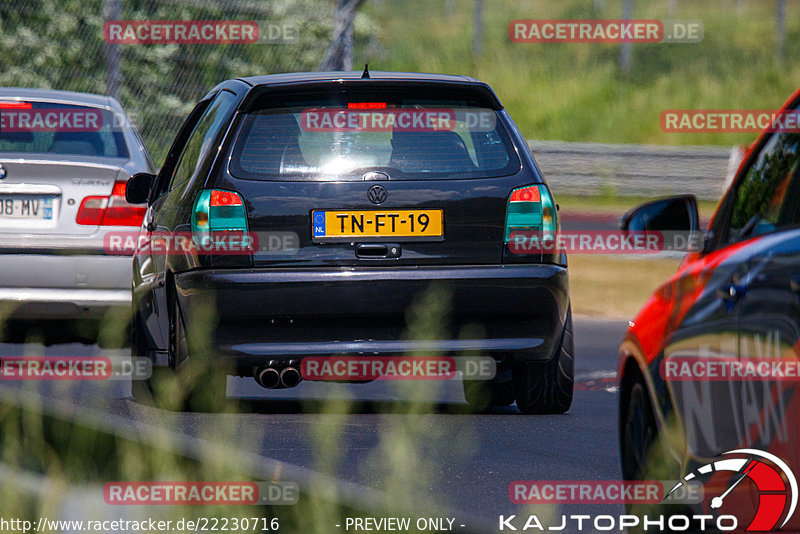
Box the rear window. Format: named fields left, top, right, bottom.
left=0, top=101, right=129, bottom=158
left=230, top=96, right=520, bottom=181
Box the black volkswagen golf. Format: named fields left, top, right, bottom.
left=126, top=71, right=572, bottom=413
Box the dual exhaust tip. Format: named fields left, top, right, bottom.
left=256, top=364, right=302, bottom=389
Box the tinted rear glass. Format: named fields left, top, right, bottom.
left=230, top=93, right=519, bottom=181
left=0, top=102, right=129, bottom=158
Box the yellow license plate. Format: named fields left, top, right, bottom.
left=312, top=209, right=444, bottom=240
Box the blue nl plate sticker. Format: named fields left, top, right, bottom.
left=312, top=211, right=325, bottom=237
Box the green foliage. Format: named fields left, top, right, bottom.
left=0, top=0, right=378, bottom=164
left=363, top=0, right=800, bottom=146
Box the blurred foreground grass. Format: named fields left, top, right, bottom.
left=0, top=287, right=483, bottom=533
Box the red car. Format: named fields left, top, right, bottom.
left=618, top=87, right=800, bottom=532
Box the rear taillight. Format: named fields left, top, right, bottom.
left=76, top=180, right=146, bottom=226
left=504, top=184, right=558, bottom=261
left=75, top=197, right=108, bottom=225
left=505, top=184, right=556, bottom=239
left=103, top=181, right=147, bottom=226
left=191, top=189, right=249, bottom=247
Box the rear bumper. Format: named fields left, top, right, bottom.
left=0, top=287, right=130, bottom=319
left=0, top=253, right=132, bottom=319
left=174, top=264, right=569, bottom=368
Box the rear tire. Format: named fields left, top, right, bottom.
left=513, top=308, right=574, bottom=414
left=620, top=371, right=687, bottom=531
left=621, top=377, right=658, bottom=481
left=131, top=284, right=227, bottom=412
left=130, top=307, right=175, bottom=406
left=130, top=305, right=150, bottom=402
left=463, top=380, right=515, bottom=411
left=0, top=320, right=30, bottom=343
left=169, top=283, right=227, bottom=411
left=131, top=366, right=173, bottom=406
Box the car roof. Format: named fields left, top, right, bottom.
left=237, top=70, right=483, bottom=86
left=0, top=87, right=120, bottom=110
left=230, top=71, right=503, bottom=111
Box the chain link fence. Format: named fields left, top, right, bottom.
left=0, top=0, right=379, bottom=164
left=0, top=1, right=739, bottom=200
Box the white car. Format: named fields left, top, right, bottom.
left=0, top=88, right=154, bottom=344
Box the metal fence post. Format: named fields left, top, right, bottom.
left=777, top=0, right=786, bottom=62
left=472, top=0, right=484, bottom=58
left=103, top=0, right=121, bottom=100
left=620, top=0, right=632, bottom=72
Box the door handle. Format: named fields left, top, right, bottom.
left=716, top=282, right=746, bottom=313
left=717, top=283, right=745, bottom=301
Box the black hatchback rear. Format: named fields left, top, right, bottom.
left=128, top=71, right=572, bottom=413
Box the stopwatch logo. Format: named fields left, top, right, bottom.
left=665, top=448, right=797, bottom=531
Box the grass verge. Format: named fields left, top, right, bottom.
left=569, top=254, right=680, bottom=318
left=365, top=0, right=800, bottom=147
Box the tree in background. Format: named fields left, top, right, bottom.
left=318, top=0, right=366, bottom=71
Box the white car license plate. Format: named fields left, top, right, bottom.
left=0, top=197, right=53, bottom=219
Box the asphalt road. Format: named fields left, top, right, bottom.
left=0, top=317, right=629, bottom=533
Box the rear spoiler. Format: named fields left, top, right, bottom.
left=240, top=80, right=504, bottom=112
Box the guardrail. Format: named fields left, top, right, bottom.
left=529, top=140, right=735, bottom=200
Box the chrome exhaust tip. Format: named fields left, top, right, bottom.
left=256, top=367, right=281, bottom=389
left=280, top=366, right=302, bottom=388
